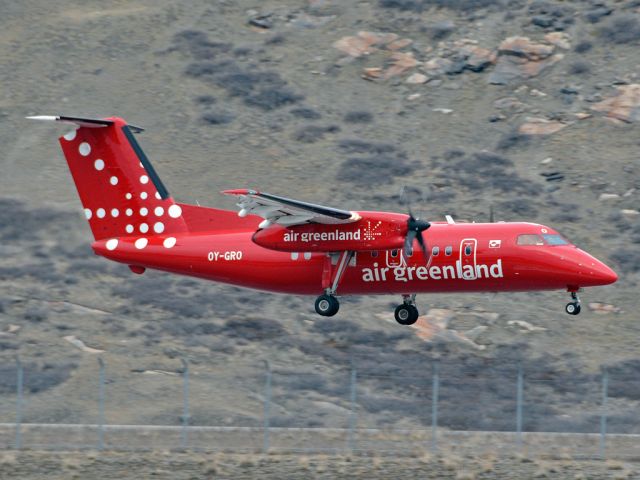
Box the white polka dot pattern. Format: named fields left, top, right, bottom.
left=134, top=238, right=148, bottom=249
left=79, top=142, right=91, bottom=156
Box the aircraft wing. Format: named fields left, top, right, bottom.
left=222, top=189, right=360, bottom=228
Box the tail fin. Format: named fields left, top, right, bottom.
left=29, top=116, right=188, bottom=240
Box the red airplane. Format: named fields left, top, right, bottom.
left=29, top=115, right=618, bottom=325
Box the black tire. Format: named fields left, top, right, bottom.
left=565, top=302, right=581, bottom=315
left=315, top=294, right=340, bottom=317
left=394, top=304, right=419, bottom=325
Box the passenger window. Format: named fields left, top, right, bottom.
left=517, top=234, right=544, bottom=246
left=391, top=249, right=398, bottom=258
left=432, top=246, right=440, bottom=256
left=445, top=246, right=453, bottom=256
left=371, top=251, right=378, bottom=258
left=464, top=245, right=472, bottom=255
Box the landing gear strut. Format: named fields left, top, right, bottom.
left=565, top=291, right=581, bottom=315
left=314, top=251, right=354, bottom=317
left=394, top=294, right=420, bottom=325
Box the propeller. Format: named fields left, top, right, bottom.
left=400, top=187, right=431, bottom=259
left=405, top=210, right=431, bottom=258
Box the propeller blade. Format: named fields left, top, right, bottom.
left=416, top=231, right=429, bottom=259
left=404, top=229, right=417, bottom=257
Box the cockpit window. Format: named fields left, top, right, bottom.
left=543, top=234, right=569, bottom=246
left=517, top=234, right=544, bottom=246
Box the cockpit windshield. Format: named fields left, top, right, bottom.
left=517, top=233, right=571, bottom=246
left=517, top=234, right=544, bottom=245
left=542, top=234, right=569, bottom=245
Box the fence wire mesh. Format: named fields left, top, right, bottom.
left=1, top=357, right=638, bottom=459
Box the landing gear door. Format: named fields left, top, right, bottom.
left=459, top=238, right=478, bottom=280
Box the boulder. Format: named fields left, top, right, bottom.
left=333, top=31, right=400, bottom=57
left=489, top=36, right=561, bottom=85
left=591, top=84, right=640, bottom=123
left=518, top=117, right=568, bottom=135
left=406, top=72, right=428, bottom=84
left=384, top=51, right=419, bottom=79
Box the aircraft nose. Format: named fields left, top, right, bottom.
left=576, top=252, right=618, bottom=286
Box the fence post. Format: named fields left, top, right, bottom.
left=516, top=363, right=523, bottom=450
left=181, top=358, right=190, bottom=449
left=599, top=368, right=608, bottom=459
left=15, top=356, right=23, bottom=450
left=431, top=361, right=439, bottom=453
left=97, top=357, right=105, bottom=450
left=347, top=367, right=357, bottom=452
left=262, top=360, right=272, bottom=453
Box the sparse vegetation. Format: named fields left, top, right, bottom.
left=344, top=111, right=373, bottom=124
left=574, top=40, right=593, bottom=53
left=201, top=111, right=234, bottom=125
left=180, top=31, right=303, bottom=111
left=496, top=130, right=531, bottom=151
left=290, top=107, right=321, bottom=120
left=336, top=139, right=415, bottom=185
left=600, top=16, right=640, bottom=44
left=568, top=61, right=591, bottom=75
left=380, top=0, right=499, bottom=12
left=292, top=125, right=340, bottom=143
left=611, top=248, right=640, bottom=274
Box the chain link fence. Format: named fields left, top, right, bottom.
left=0, top=356, right=637, bottom=458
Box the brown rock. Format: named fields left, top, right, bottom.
left=423, top=57, right=453, bottom=76
left=518, top=117, right=568, bottom=135
left=384, top=51, right=419, bottom=79
left=489, top=54, right=561, bottom=85
left=460, top=46, right=496, bottom=72
left=544, top=32, right=571, bottom=50
left=332, top=31, right=399, bottom=57
left=362, top=67, right=383, bottom=80
left=587, top=302, right=622, bottom=314
left=591, top=84, right=640, bottom=123
left=388, top=38, right=413, bottom=50
left=498, top=36, right=554, bottom=60
left=489, top=36, right=561, bottom=84
left=406, top=72, right=428, bottom=84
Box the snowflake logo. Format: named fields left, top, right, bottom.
left=363, top=220, right=383, bottom=241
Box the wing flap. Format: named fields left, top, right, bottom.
left=223, top=189, right=359, bottom=227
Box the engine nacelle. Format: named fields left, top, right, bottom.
left=252, top=212, right=408, bottom=252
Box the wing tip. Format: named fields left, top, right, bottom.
left=26, top=115, right=59, bottom=121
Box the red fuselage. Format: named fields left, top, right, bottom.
left=93, top=212, right=617, bottom=297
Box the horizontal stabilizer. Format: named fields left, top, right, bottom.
left=27, top=115, right=144, bottom=132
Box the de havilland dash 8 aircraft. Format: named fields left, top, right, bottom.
left=29, top=115, right=618, bottom=325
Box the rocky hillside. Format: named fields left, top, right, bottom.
left=0, top=0, right=639, bottom=439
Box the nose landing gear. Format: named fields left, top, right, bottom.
left=394, top=294, right=420, bottom=325
left=565, top=291, right=581, bottom=315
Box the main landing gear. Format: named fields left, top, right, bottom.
left=565, top=291, right=581, bottom=315
left=315, top=294, right=340, bottom=317
left=394, top=294, right=420, bottom=325
left=314, top=251, right=354, bottom=317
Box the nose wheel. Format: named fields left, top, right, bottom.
left=565, top=291, right=581, bottom=315
left=394, top=294, right=420, bottom=325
